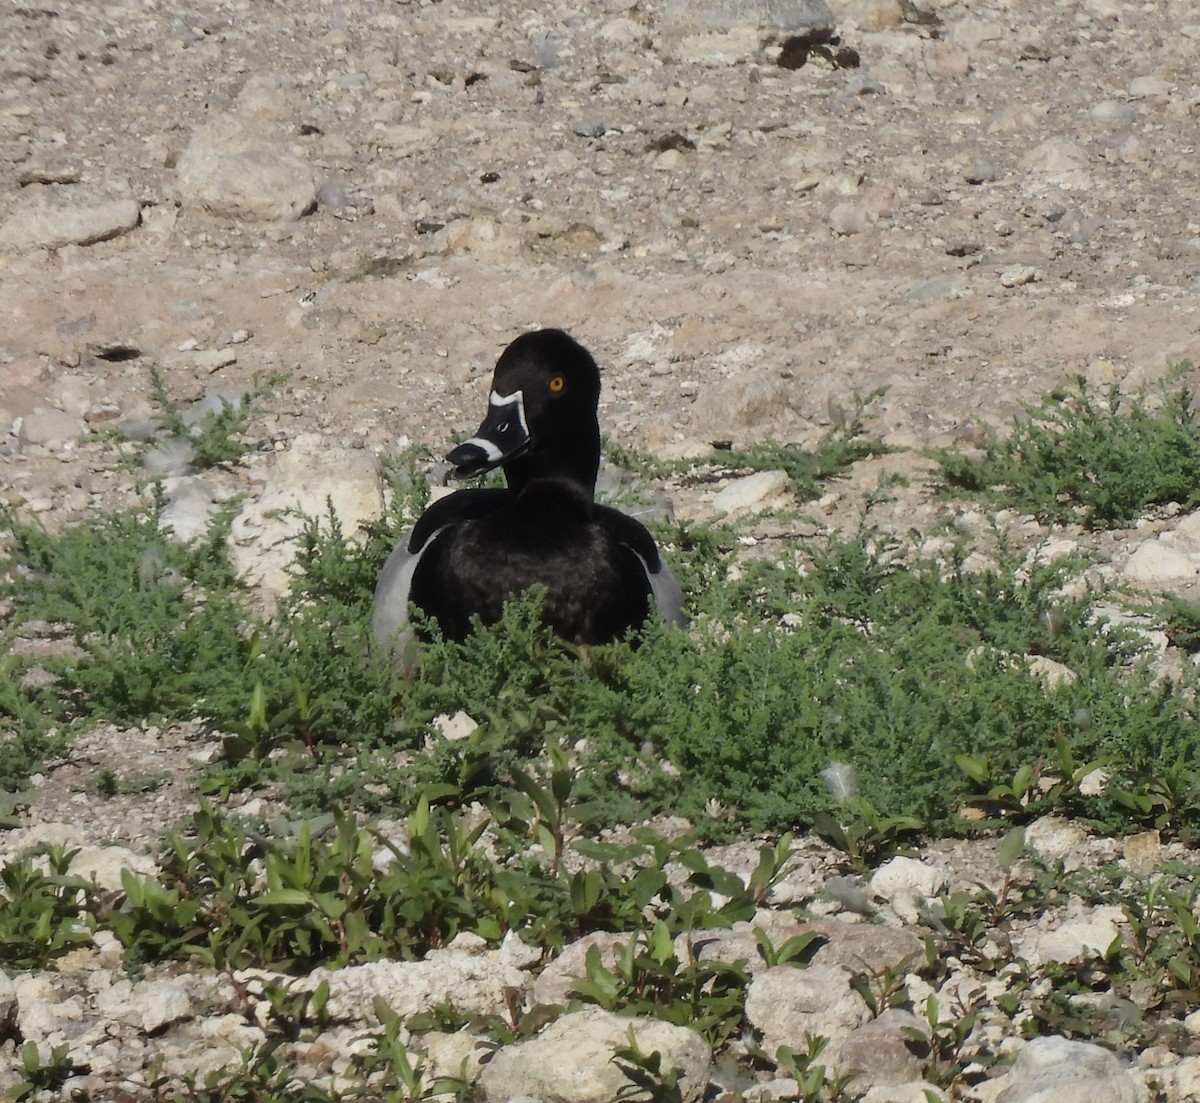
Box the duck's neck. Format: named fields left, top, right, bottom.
left=503, top=423, right=600, bottom=499
left=511, top=474, right=596, bottom=522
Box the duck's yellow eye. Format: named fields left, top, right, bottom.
left=548, top=374, right=565, bottom=393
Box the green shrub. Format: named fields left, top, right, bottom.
left=931, top=368, right=1200, bottom=527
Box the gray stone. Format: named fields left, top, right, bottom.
left=661, top=0, right=835, bottom=61
left=305, top=951, right=527, bottom=1022
left=228, top=433, right=384, bottom=595
left=1089, top=100, right=1135, bottom=127
left=479, top=1007, right=711, bottom=1103
left=68, top=845, right=158, bottom=892
left=95, top=979, right=192, bottom=1033
left=994, top=1036, right=1139, bottom=1103
left=745, top=964, right=870, bottom=1052
left=830, top=1009, right=930, bottom=1087
left=0, top=179, right=140, bottom=251
left=176, top=116, right=317, bottom=222
left=1122, top=540, right=1198, bottom=582
left=17, top=409, right=86, bottom=447
left=828, top=203, right=872, bottom=235
left=712, top=470, right=790, bottom=517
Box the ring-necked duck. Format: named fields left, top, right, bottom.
left=373, top=329, right=685, bottom=653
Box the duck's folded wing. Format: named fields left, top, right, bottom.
left=596, top=505, right=688, bottom=628
left=371, top=488, right=506, bottom=654
left=645, top=554, right=686, bottom=628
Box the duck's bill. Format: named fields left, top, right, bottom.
left=446, top=388, right=529, bottom=476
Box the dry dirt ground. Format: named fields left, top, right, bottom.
left=1, top=0, right=1200, bottom=1097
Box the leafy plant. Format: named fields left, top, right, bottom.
left=955, top=728, right=1105, bottom=825
left=148, top=363, right=287, bottom=469
left=812, top=797, right=923, bottom=874
left=931, top=368, right=1200, bottom=527
left=769, top=1035, right=858, bottom=1103
left=613, top=1024, right=686, bottom=1103
left=12, top=1041, right=75, bottom=1101
left=0, top=845, right=98, bottom=968
left=571, top=922, right=752, bottom=1048
left=910, top=993, right=985, bottom=1088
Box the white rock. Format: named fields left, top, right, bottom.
left=661, top=0, right=835, bottom=61
left=0, top=179, right=140, bottom=251
left=712, top=470, right=790, bottom=517
left=95, top=979, right=192, bottom=1033
left=532, top=931, right=641, bottom=1006
left=479, top=1007, right=711, bottom=1103
left=307, top=951, right=527, bottom=1022
left=991, top=1035, right=1139, bottom=1103
left=143, top=438, right=198, bottom=478
left=828, top=202, right=872, bottom=235
left=1019, top=905, right=1123, bottom=965
left=0, top=971, right=16, bottom=1030
left=193, top=348, right=238, bottom=373
left=68, top=846, right=158, bottom=893
left=745, top=964, right=869, bottom=1052
left=1122, top=540, right=1199, bottom=582
left=498, top=930, right=543, bottom=971
left=1128, top=76, right=1171, bottom=98
left=1026, top=656, right=1076, bottom=687
left=228, top=434, right=383, bottom=595
left=13, top=975, right=61, bottom=1043
left=431, top=711, right=479, bottom=742
left=1171, top=510, right=1200, bottom=546
left=869, top=856, right=949, bottom=920
left=830, top=1009, right=930, bottom=1088
left=16, top=409, right=87, bottom=447
left=1021, top=137, right=1092, bottom=187
left=176, top=116, right=317, bottom=222
left=1024, top=816, right=1088, bottom=866
left=1162, top=1056, right=1200, bottom=1103
left=860, top=1085, right=945, bottom=1103
left=949, top=18, right=1003, bottom=50
left=1089, top=100, right=1135, bottom=127
left=999, top=265, right=1039, bottom=288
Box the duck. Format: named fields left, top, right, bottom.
left=372, top=328, right=685, bottom=654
